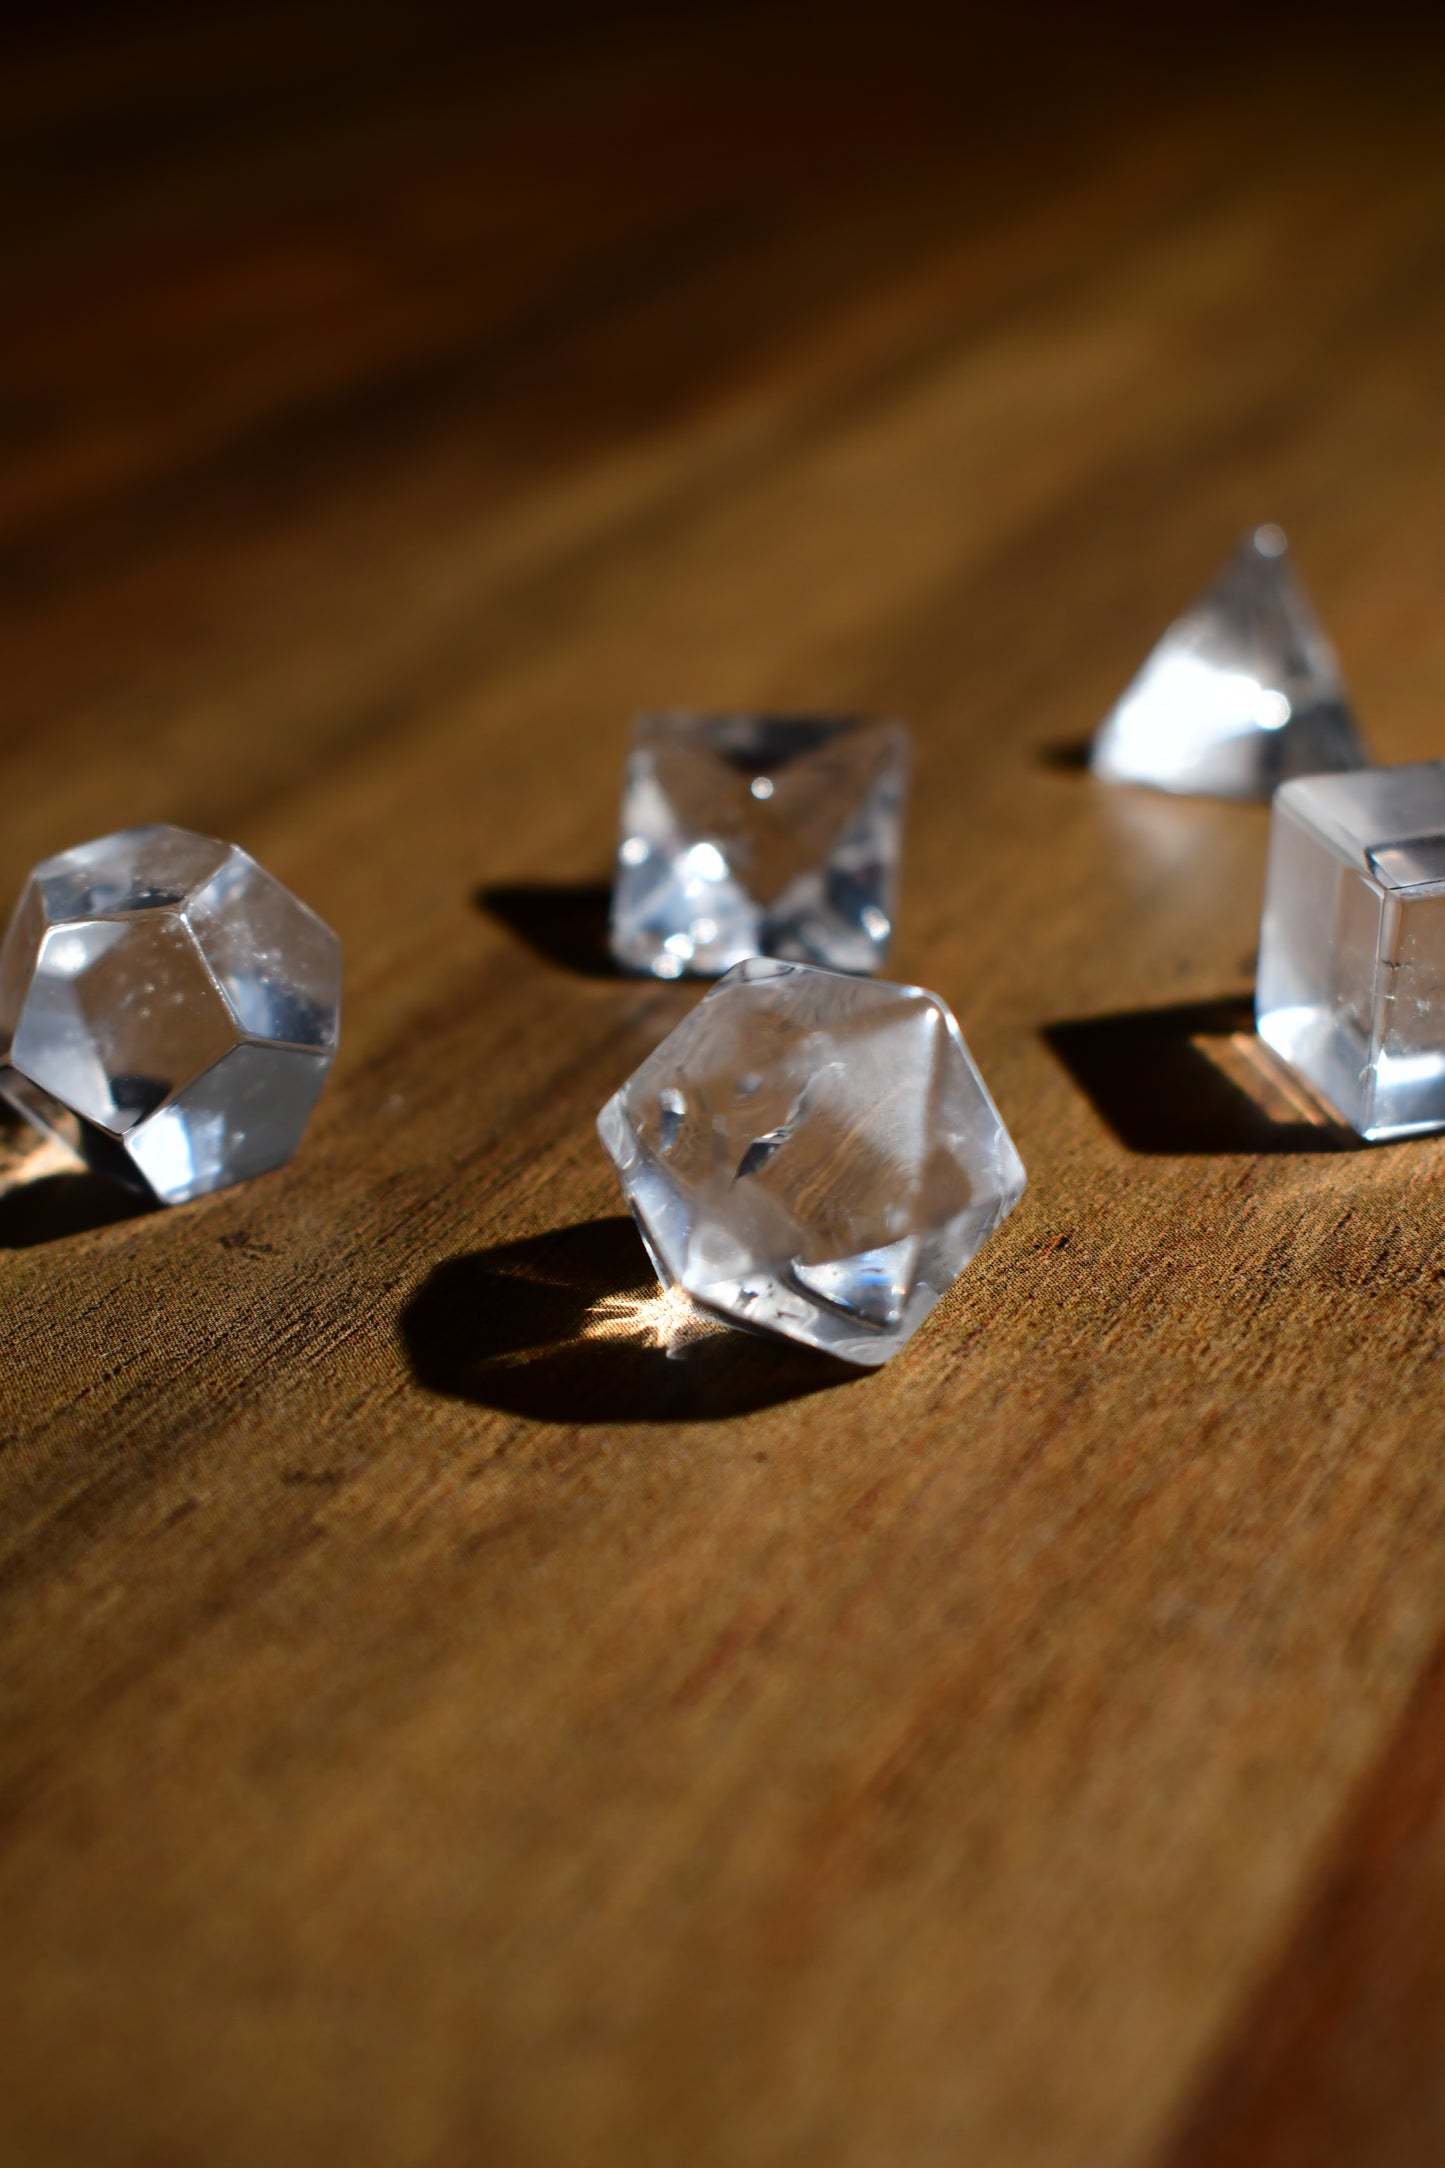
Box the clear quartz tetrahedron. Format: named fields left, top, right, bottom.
left=1257, top=763, right=1445, bottom=1139
left=609, top=713, right=909, bottom=978
left=1089, top=526, right=1368, bottom=799
left=597, top=957, right=1025, bottom=1366
left=0, top=823, right=341, bottom=1203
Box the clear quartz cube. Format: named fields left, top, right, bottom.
left=1089, top=526, right=1368, bottom=799
left=597, top=957, right=1025, bottom=1367
left=609, top=712, right=909, bottom=978
left=1257, top=764, right=1445, bottom=1138
left=0, top=823, right=341, bottom=1203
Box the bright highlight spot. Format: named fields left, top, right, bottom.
left=583, top=1280, right=723, bottom=1356
left=683, top=842, right=728, bottom=883
left=46, top=937, right=92, bottom=977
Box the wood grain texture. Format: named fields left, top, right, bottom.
left=4, top=5, right=1445, bottom=2162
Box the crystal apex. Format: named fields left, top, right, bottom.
left=1089, top=526, right=1368, bottom=800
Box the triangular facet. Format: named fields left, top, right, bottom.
left=790, top=1233, right=921, bottom=1330
left=1089, top=526, right=1368, bottom=800
left=609, top=713, right=906, bottom=977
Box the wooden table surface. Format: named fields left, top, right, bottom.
left=5, top=5, right=1445, bottom=2162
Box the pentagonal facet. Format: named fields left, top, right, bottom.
left=610, top=714, right=909, bottom=978
left=1089, top=527, right=1369, bottom=799
left=597, top=957, right=1025, bottom=1366
left=125, top=1041, right=333, bottom=1204
left=31, top=823, right=231, bottom=922
left=13, top=912, right=238, bottom=1134
left=186, top=849, right=341, bottom=1048
left=0, top=823, right=341, bottom=1202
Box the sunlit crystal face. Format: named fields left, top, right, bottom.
left=1090, top=527, right=1368, bottom=799
left=609, top=714, right=909, bottom=978
left=597, top=957, right=1025, bottom=1366
left=0, top=823, right=341, bottom=1203
left=14, top=913, right=240, bottom=1132
left=1257, top=763, right=1445, bottom=1139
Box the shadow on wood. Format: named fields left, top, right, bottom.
left=1037, top=738, right=1093, bottom=772
left=1044, top=996, right=1361, bottom=1155
left=399, top=1214, right=863, bottom=1423
left=0, top=1170, right=153, bottom=1248
left=474, top=882, right=619, bottom=978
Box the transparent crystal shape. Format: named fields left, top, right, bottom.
left=1089, top=526, right=1368, bottom=800
left=1256, top=763, right=1445, bottom=1139
left=609, top=713, right=909, bottom=978
left=0, top=823, right=341, bottom=1203
left=597, top=957, right=1025, bottom=1366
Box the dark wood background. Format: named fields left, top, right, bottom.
left=5, top=4, right=1445, bottom=2161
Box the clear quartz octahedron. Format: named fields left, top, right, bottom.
left=1257, top=763, right=1445, bottom=1139
left=609, top=712, right=909, bottom=978
left=597, top=957, right=1025, bottom=1366
left=1089, top=526, right=1368, bottom=799
left=0, top=823, right=341, bottom=1203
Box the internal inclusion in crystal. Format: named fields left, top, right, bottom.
left=1089, top=526, right=1368, bottom=799
left=0, top=823, right=341, bottom=1204
left=609, top=713, right=909, bottom=978
left=1257, top=763, right=1445, bottom=1139
left=597, top=957, right=1025, bottom=1366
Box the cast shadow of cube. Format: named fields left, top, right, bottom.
left=1044, top=996, right=1362, bottom=1155
left=399, top=1215, right=864, bottom=1424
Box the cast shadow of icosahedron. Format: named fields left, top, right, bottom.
left=400, top=1215, right=863, bottom=1424
left=1044, top=995, right=1362, bottom=1155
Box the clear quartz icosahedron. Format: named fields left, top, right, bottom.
left=1089, top=526, right=1368, bottom=799
left=609, top=712, right=909, bottom=978
left=1257, top=762, right=1445, bottom=1139
left=597, top=957, right=1025, bottom=1367
left=0, top=823, right=341, bottom=1203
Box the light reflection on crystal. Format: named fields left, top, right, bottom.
left=0, top=823, right=341, bottom=1204
left=609, top=712, right=909, bottom=977
left=1257, top=762, right=1445, bottom=1138
left=597, top=956, right=1025, bottom=1367
left=1090, top=527, right=1368, bottom=799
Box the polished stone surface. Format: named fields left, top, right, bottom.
left=0, top=823, right=341, bottom=1202
left=1257, top=763, right=1445, bottom=1138
left=609, top=713, right=909, bottom=977
left=1090, top=526, right=1368, bottom=798
left=598, top=956, right=1025, bottom=1365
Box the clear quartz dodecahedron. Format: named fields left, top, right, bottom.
left=597, top=957, right=1025, bottom=1366
left=0, top=823, right=341, bottom=1203
left=608, top=712, right=909, bottom=978
left=1257, top=763, right=1445, bottom=1139
left=1089, top=526, right=1368, bottom=799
